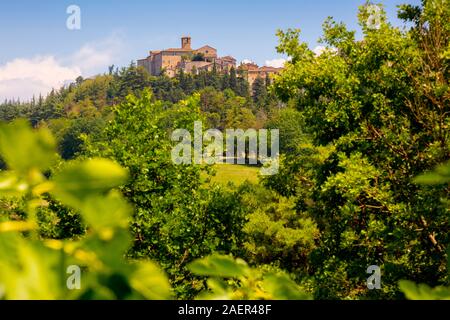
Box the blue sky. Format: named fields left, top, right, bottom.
left=0, top=0, right=421, bottom=101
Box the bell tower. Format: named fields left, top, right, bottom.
left=181, top=36, right=191, bottom=50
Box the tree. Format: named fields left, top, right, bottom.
left=75, top=76, right=84, bottom=85
left=85, top=90, right=247, bottom=298
left=177, top=69, right=195, bottom=95
left=221, top=70, right=231, bottom=90
left=192, top=53, right=205, bottom=61
left=59, top=117, right=105, bottom=160
left=225, top=104, right=256, bottom=129
left=0, top=119, right=307, bottom=301
left=265, top=107, right=304, bottom=154
left=271, top=0, right=450, bottom=299
left=206, top=63, right=221, bottom=89
left=235, top=68, right=250, bottom=98
left=252, top=76, right=268, bottom=107
left=229, top=66, right=238, bottom=92
left=116, top=62, right=151, bottom=99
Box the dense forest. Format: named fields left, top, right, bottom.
left=0, top=0, right=449, bottom=300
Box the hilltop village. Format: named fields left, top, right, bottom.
left=137, top=36, right=283, bottom=85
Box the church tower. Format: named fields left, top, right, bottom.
left=181, top=36, right=191, bottom=50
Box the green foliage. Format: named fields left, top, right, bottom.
left=197, top=87, right=263, bottom=130
left=189, top=254, right=249, bottom=278
left=188, top=254, right=311, bottom=300
left=265, top=107, right=304, bottom=154
left=241, top=187, right=319, bottom=271
left=252, top=77, right=268, bottom=106
left=36, top=198, right=85, bottom=240
left=52, top=159, right=128, bottom=207
left=0, top=120, right=172, bottom=300
left=272, top=0, right=450, bottom=299
left=0, top=119, right=57, bottom=173
left=85, top=90, right=250, bottom=298
left=414, top=161, right=450, bottom=185
left=2, top=0, right=448, bottom=302
left=399, top=160, right=450, bottom=300
left=192, top=53, right=205, bottom=62
left=0, top=120, right=305, bottom=301
left=58, top=118, right=105, bottom=160
left=399, top=280, right=450, bottom=300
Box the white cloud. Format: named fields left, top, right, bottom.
left=313, top=45, right=337, bottom=56
left=68, top=36, right=123, bottom=75
left=313, top=46, right=326, bottom=56
left=0, top=56, right=81, bottom=102
left=265, top=58, right=286, bottom=68
left=240, top=59, right=254, bottom=65
left=0, top=35, right=124, bottom=102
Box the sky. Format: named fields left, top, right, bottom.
left=0, top=0, right=421, bottom=101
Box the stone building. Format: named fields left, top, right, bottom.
left=138, top=36, right=236, bottom=77
left=238, top=62, right=283, bottom=86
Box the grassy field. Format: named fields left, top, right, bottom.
left=205, top=164, right=260, bottom=186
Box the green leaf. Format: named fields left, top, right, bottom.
left=194, top=278, right=229, bottom=300
left=0, top=171, right=28, bottom=197
left=414, top=161, right=450, bottom=185
left=263, top=273, right=312, bottom=300
left=81, top=229, right=132, bottom=270
left=0, top=119, right=56, bottom=173
left=188, top=254, right=250, bottom=278
left=0, top=232, right=62, bottom=299
left=51, top=158, right=128, bottom=208
left=399, top=280, right=450, bottom=300
left=80, top=192, right=131, bottom=231
left=130, top=261, right=172, bottom=300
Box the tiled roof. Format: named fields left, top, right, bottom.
left=239, top=63, right=259, bottom=70
left=164, top=48, right=193, bottom=52
left=220, top=56, right=236, bottom=61
left=195, top=45, right=216, bottom=51
left=259, top=66, right=283, bottom=72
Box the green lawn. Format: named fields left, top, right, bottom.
left=205, top=164, right=260, bottom=186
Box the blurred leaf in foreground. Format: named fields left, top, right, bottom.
left=414, top=161, right=450, bottom=185
left=0, top=119, right=57, bottom=174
